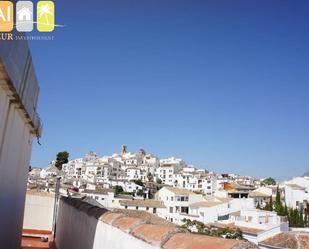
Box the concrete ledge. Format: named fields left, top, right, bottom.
left=0, top=39, right=42, bottom=136
left=61, top=196, right=108, bottom=219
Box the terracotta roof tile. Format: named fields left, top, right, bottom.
left=131, top=224, right=177, bottom=246
left=112, top=216, right=143, bottom=233
left=260, top=232, right=309, bottom=249
left=113, top=209, right=176, bottom=227
left=163, top=233, right=239, bottom=249
left=298, top=234, right=309, bottom=249
left=100, top=212, right=124, bottom=225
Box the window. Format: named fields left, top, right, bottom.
left=95, top=196, right=99, bottom=200
left=146, top=207, right=149, bottom=211
left=101, top=198, right=104, bottom=200
left=125, top=206, right=128, bottom=209
left=181, top=207, right=189, bottom=214
left=169, top=207, right=173, bottom=213
left=153, top=208, right=157, bottom=214
left=136, top=206, right=139, bottom=210
left=171, top=197, right=174, bottom=201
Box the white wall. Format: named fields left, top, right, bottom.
left=23, top=193, right=55, bottom=231
left=56, top=200, right=156, bottom=249
left=0, top=87, right=34, bottom=248
left=285, top=185, right=309, bottom=208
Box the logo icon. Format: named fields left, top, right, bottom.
left=37, top=1, right=54, bottom=32
left=16, top=1, right=33, bottom=32
left=0, top=1, right=13, bottom=32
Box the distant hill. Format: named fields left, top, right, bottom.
left=303, top=170, right=309, bottom=177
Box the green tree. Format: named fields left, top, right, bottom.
left=256, top=202, right=261, bottom=210
left=274, top=186, right=284, bottom=215
left=262, top=177, right=276, bottom=186
left=136, top=189, right=144, bottom=197
left=55, top=151, right=69, bottom=170
left=132, top=179, right=144, bottom=187
left=268, top=196, right=274, bottom=211
left=156, top=178, right=162, bottom=184
left=147, top=172, right=154, bottom=182
left=264, top=197, right=273, bottom=211
left=283, top=203, right=288, bottom=216
left=288, top=208, right=305, bottom=228
left=114, top=185, right=124, bottom=195
left=300, top=209, right=305, bottom=227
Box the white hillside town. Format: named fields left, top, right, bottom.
left=28, top=145, right=309, bottom=246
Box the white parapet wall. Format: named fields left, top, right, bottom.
left=55, top=199, right=155, bottom=249
left=55, top=197, right=246, bottom=249
left=23, top=192, right=55, bottom=231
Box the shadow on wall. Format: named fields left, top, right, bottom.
left=55, top=197, right=108, bottom=249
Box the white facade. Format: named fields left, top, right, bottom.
left=188, top=198, right=255, bottom=224
left=155, top=187, right=204, bottom=224
left=230, top=209, right=289, bottom=244
left=82, top=190, right=123, bottom=209
left=23, top=191, right=55, bottom=231
left=284, top=184, right=309, bottom=209
left=0, top=40, right=41, bottom=248
left=285, top=176, right=309, bottom=189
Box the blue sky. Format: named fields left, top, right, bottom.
left=29, top=0, right=309, bottom=180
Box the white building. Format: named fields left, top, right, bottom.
left=82, top=189, right=124, bottom=209
left=284, top=184, right=309, bottom=209
left=119, top=199, right=166, bottom=214
left=285, top=176, right=309, bottom=189
left=155, top=187, right=204, bottom=224
left=229, top=209, right=289, bottom=244
left=188, top=197, right=255, bottom=224
left=156, top=157, right=185, bottom=185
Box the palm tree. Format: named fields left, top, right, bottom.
left=38, top=3, right=53, bottom=25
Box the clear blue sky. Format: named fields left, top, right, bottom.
left=29, top=0, right=309, bottom=180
